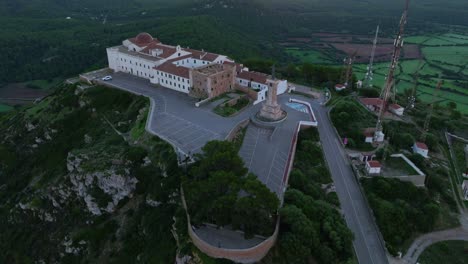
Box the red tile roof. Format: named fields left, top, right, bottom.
left=129, top=33, right=161, bottom=47
left=335, top=84, right=346, bottom=89
left=367, top=160, right=381, bottom=168
left=360, top=97, right=384, bottom=107
left=237, top=70, right=268, bottom=84
left=390, top=103, right=403, bottom=110
left=415, top=142, right=428, bottom=150
left=363, top=127, right=376, bottom=137
left=185, top=48, right=220, bottom=62
left=154, top=62, right=190, bottom=79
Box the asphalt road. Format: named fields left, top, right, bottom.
left=311, top=103, right=389, bottom=264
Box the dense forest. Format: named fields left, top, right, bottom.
left=1, top=0, right=468, bottom=86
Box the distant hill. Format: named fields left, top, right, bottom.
left=1, top=0, right=467, bottom=27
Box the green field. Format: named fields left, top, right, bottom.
left=418, top=241, right=468, bottom=264
left=0, top=103, right=13, bottom=112
left=285, top=47, right=334, bottom=64
left=286, top=32, right=468, bottom=113
left=355, top=31, right=468, bottom=114
left=423, top=46, right=468, bottom=66
left=405, top=36, right=431, bottom=44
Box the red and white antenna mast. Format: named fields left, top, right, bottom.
left=374, top=0, right=410, bottom=142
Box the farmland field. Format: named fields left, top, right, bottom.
left=281, top=31, right=468, bottom=113
left=423, top=46, right=468, bottom=66
left=0, top=103, right=13, bottom=112
left=285, top=47, right=334, bottom=64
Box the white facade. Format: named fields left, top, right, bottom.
left=365, top=136, right=374, bottom=143
left=254, top=89, right=267, bottom=105
left=236, top=77, right=268, bottom=91
left=366, top=161, right=381, bottom=175
left=374, top=131, right=385, bottom=143
left=151, top=70, right=191, bottom=94
left=106, top=48, right=156, bottom=80
left=390, top=105, right=405, bottom=116
left=413, top=142, right=429, bottom=158
left=335, top=84, right=346, bottom=91
left=462, top=180, right=468, bottom=200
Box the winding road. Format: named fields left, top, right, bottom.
left=310, top=102, right=390, bottom=264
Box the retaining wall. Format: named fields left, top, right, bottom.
left=181, top=187, right=279, bottom=264
left=235, top=85, right=258, bottom=101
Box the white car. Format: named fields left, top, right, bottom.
left=102, top=76, right=112, bottom=81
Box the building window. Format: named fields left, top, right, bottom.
left=193, top=60, right=196, bottom=63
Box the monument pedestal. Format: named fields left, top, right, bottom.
left=256, top=79, right=286, bottom=122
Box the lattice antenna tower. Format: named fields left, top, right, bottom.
left=421, top=79, right=443, bottom=142
left=374, top=0, right=410, bottom=141
left=406, top=60, right=425, bottom=109
left=364, top=25, right=380, bottom=89
left=343, top=51, right=357, bottom=88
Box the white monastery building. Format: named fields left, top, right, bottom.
left=106, top=33, right=288, bottom=103
left=413, top=142, right=429, bottom=158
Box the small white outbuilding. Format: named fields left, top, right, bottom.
left=366, top=160, right=382, bottom=175
left=413, top=142, right=429, bottom=158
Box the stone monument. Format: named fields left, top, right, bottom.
left=257, top=65, right=286, bottom=122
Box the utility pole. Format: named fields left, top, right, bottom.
left=364, top=25, right=380, bottom=89
left=421, top=80, right=443, bottom=142
left=374, top=0, right=410, bottom=143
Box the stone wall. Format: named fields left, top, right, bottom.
left=191, top=64, right=236, bottom=98
left=226, top=119, right=250, bottom=141
left=235, top=85, right=258, bottom=101
left=180, top=187, right=279, bottom=264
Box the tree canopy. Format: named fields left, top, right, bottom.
left=184, top=140, right=279, bottom=238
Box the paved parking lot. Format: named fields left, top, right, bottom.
left=96, top=72, right=314, bottom=198
left=238, top=106, right=309, bottom=198
left=95, top=72, right=261, bottom=156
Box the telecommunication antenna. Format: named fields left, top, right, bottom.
left=421, top=79, right=443, bottom=142
left=341, top=51, right=357, bottom=88
left=364, top=25, right=380, bottom=89
left=406, top=61, right=425, bottom=109
left=374, top=0, right=410, bottom=143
